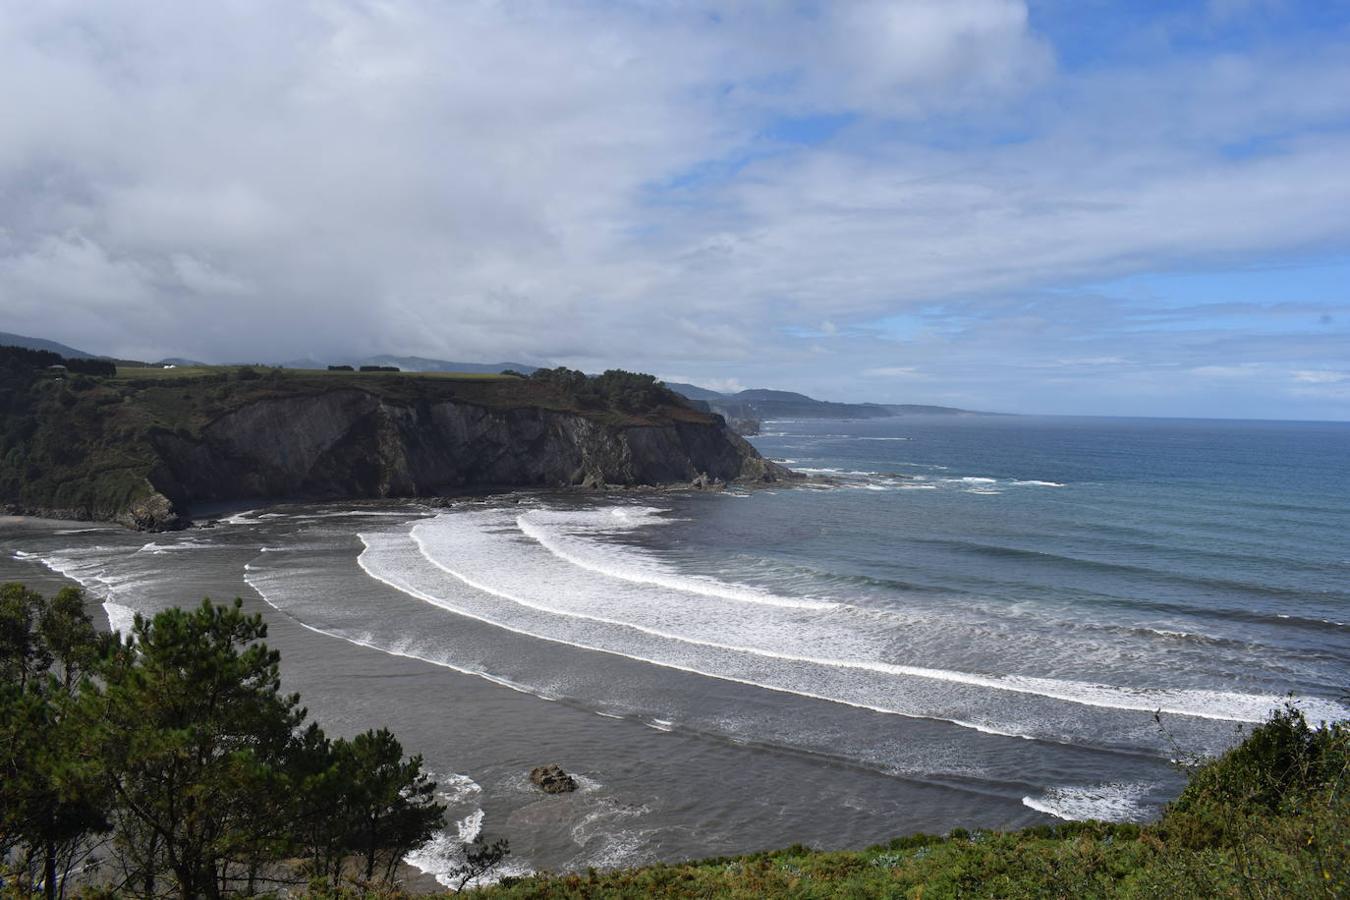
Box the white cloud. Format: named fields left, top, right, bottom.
left=1189, top=365, right=1266, bottom=379
left=1292, top=370, right=1349, bottom=384
left=863, top=366, right=926, bottom=378
left=0, top=1, right=1347, bottom=418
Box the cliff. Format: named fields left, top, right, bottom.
left=0, top=365, right=788, bottom=530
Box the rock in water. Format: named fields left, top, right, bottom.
left=529, top=764, right=578, bottom=794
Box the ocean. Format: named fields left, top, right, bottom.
left=2, top=414, right=1346, bottom=886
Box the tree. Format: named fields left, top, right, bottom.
left=5, top=590, right=453, bottom=897
left=332, top=728, right=445, bottom=885
left=0, top=585, right=110, bottom=899
left=450, top=836, right=510, bottom=892
left=288, top=723, right=349, bottom=886
left=85, top=599, right=305, bottom=899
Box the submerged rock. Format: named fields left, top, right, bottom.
left=529, top=764, right=578, bottom=794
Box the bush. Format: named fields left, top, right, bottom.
left=1173, top=705, right=1343, bottom=815
left=1161, top=704, right=1347, bottom=850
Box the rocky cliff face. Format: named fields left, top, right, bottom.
left=142, top=390, right=784, bottom=526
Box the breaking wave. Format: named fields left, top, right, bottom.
left=347, top=509, right=1346, bottom=748
left=1022, top=782, right=1155, bottom=822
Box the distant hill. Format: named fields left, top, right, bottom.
left=663, top=382, right=983, bottom=420
left=0, top=331, right=96, bottom=359
left=662, top=382, right=728, bottom=402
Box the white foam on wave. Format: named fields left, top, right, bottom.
left=1013, top=480, right=1065, bottom=488
left=350, top=527, right=1036, bottom=741
left=456, top=808, right=485, bottom=843
left=21, top=545, right=132, bottom=599
left=292, top=510, right=428, bottom=520
left=1022, top=782, right=1154, bottom=822
left=137, top=539, right=212, bottom=554
left=244, top=561, right=564, bottom=709
left=17, top=545, right=159, bottom=640
left=401, top=769, right=535, bottom=889
left=402, top=801, right=518, bottom=888
left=357, top=515, right=1350, bottom=734
left=516, top=508, right=836, bottom=611
left=958, top=477, right=997, bottom=484
left=438, top=771, right=483, bottom=804
left=103, top=601, right=139, bottom=636
left=795, top=467, right=878, bottom=476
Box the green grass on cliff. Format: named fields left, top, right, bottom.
left=449, top=708, right=1346, bottom=900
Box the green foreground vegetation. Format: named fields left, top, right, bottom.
left=3, top=581, right=1346, bottom=898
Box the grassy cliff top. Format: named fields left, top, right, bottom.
left=106, top=366, right=716, bottom=429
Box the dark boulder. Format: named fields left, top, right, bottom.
left=529, top=764, right=578, bottom=794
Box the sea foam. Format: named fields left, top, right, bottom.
left=516, top=508, right=835, bottom=610
left=1022, top=782, right=1154, bottom=822
left=350, top=512, right=1348, bottom=747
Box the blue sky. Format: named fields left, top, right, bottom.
left=1, top=0, right=1348, bottom=419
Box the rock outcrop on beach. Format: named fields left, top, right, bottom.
left=0, top=363, right=791, bottom=530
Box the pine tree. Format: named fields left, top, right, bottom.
left=332, top=728, right=446, bottom=885
left=0, top=585, right=110, bottom=899
left=85, top=599, right=304, bottom=899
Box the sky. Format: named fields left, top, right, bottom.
left=1, top=0, right=1348, bottom=419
